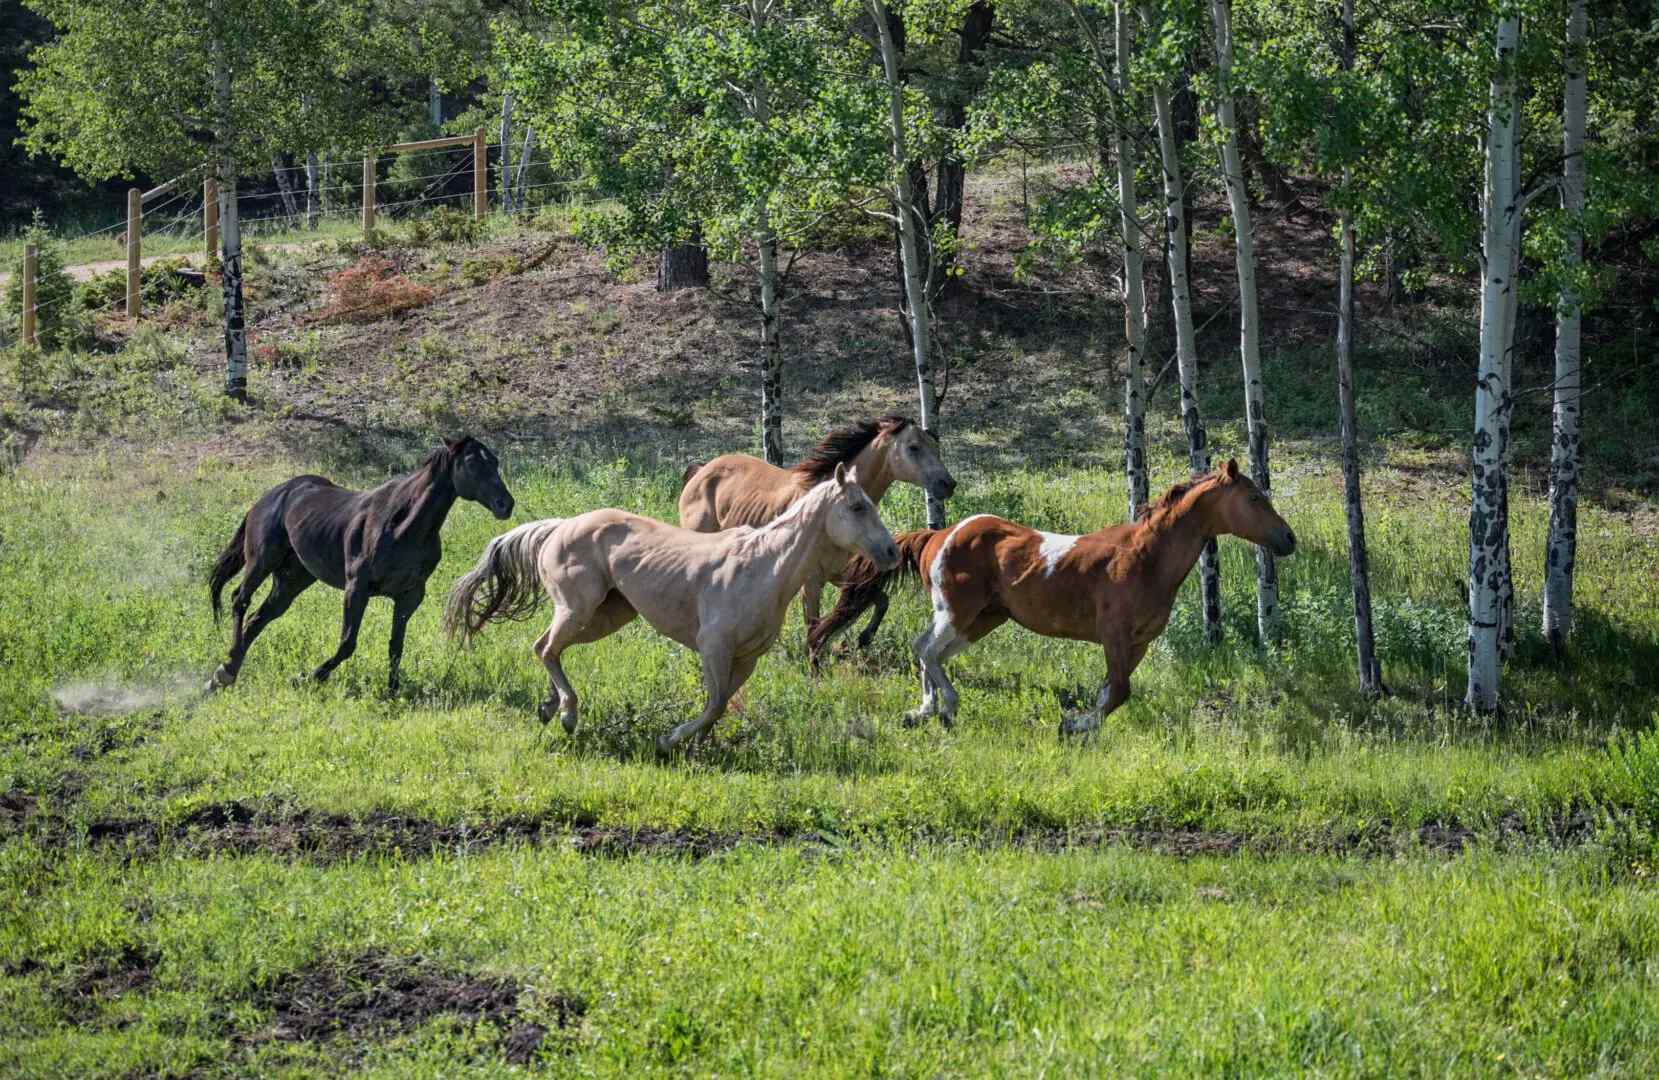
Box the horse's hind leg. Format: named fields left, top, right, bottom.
left=211, top=545, right=302, bottom=689
left=855, top=590, right=890, bottom=652
left=536, top=590, right=635, bottom=734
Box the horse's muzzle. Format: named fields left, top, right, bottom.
left=1273, top=527, right=1297, bottom=557
left=931, top=476, right=958, bottom=501
left=872, top=541, right=902, bottom=571
left=491, top=494, right=515, bottom=520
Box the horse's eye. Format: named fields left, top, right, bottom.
left=852, top=503, right=866, bottom=514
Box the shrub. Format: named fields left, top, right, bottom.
left=316, top=255, right=436, bottom=323
left=2, top=211, right=87, bottom=350
left=425, top=205, right=485, bottom=244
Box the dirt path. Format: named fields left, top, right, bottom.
left=0, top=243, right=311, bottom=289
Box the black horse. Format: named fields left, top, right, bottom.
left=207, top=436, right=514, bottom=693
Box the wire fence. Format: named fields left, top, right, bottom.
left=5, top=144, right=592, bottom=347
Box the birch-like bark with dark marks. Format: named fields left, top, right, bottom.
left=1114, top=2, right=1149, bottom=519
left=1211, top=0, right=1277, bottom=643
left=272, top=155, right=300, bottom=219
left=304, top=152, right=320, bottom=230
left=499, top=91, right=515, bottom=214
left=1144, top=3, right=1220, bottom=642
left=873, top=0, right=944, bottom=529
left=758, top=208, right=784, bottom=465
left=1337, top=0, right=1381, bottom=694
left=1544, top=0, right=1586, bottom=658
left=1467, top=14, right=1520, bottom=714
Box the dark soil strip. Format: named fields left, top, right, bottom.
left=245, top=949, right=584, bottom=1064
left=3, top=796, right=1602, bottom=864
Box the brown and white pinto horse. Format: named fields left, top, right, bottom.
left=678, top=416, right=955, bottom=649
left=810, top=460, right=1296, bottom=736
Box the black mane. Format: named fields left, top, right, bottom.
left=791, top=416, right=911, bottom=484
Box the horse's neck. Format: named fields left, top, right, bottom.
left=396, top=459, right=457, bottom=538
left=754, top=489, right=836, bottom=596
left=1139, top=488, right=1220, bottom=599
left=849, top=442, right=895, bottom=504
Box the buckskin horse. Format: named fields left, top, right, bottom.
left=207, top=436, right=514, bottom=693
left=809, top=460, right=1296, bottom=736
left=446, top=464, right=899, bottom=755
left=678, top=415, right=955, bottom=663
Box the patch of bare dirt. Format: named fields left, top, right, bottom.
left=0, top=797, right=1599, bottom=864
left=246, top=951, right=539, bottom=1045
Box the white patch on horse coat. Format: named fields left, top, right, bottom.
left=930, top=515, right=995, bottom=611
left=1036, top=531, right=1079, bottom=577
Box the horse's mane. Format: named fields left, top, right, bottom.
left=1133, top=472, right=1223, bottom=536
left=417, top=435, right=478, bottom=472
left=791, top=416, right=910, bottom=484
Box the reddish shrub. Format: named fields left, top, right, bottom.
left=317, top=256, right=435, bottom=323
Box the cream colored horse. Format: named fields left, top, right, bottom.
left=678, top=416, right=955, bottom=658
left=447, top=465, right=899, bottom=754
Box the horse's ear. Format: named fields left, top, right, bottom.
left=844, top=464, right=861, bottom=487
left=444, top=435, right=464, bottom=452
left=834, top=462, right=848, bottom=487
left=1223, top=458, right=1240, bottom=481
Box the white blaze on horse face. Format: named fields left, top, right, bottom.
left=1036, top=532, right=1079, bottom=577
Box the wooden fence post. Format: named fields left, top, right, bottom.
left=127, top=187, right=141, bottom=319
left=20, top=243, right=36, bottom=348
left=204, top=177, right=220, bottom=262
left=473, top=127, right=487, bottom=221
left=362, top=154, right=377, bottom=233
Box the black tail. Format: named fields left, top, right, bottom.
left=808, top=528, right=937, bottom=657
left=208, top=516, right=249, bottom=622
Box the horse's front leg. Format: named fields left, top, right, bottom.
left=311, top=582, right=370, bottom=684
left=1060, top=639, right=1147, bottom=740
left=385, top=587, right=424, bottom=694
left=658, top=638, right=744, bottom=755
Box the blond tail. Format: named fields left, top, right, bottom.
left=444, top=519, right=562, bottom=644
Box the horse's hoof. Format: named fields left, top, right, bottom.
left=537, top=700, right=555, bottom=725
left=560, top=712, right=578, bottom=736
left=902, top=709, right=927, bottom=729
left=655, top=735, right=677, bottom=759
left=938, top=713, right=955, bottom=731
left=205, top=665, right=235, bottom=692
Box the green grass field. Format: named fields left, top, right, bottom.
left=4, top=433, right=1659, bottom=1075
left=5, top=182, right=1659, bottom=1075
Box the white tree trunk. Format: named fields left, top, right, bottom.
left=1467, top=14, right=1521, bottom=714
left=1145, top=20, right=1221, bottom=642
left=1211, top=0, right=1278, bottom=643
left=499, top=90, right=515, bottom=214
left=1496, top=91, right=1522, bottom=663
left=429, top=77, right=443, bottom=132
left=1115, top=1, right=1149, bottom=519
left=305, top=151, right=320, bottom=230
left=1544, top=0, right=1586, bottom=657
left=220, top=162, right=248, bottom=400
left=272, top=155, right=300, bottom=219
left=514, top=126, right=536, bottom=208
left=872, top=0, right=945, bottom=528
left=212, top=43, right=248, bottom=401
left=758, top=210, right=784, bottom=465
left=1337, top=0, right=1381, bottom=695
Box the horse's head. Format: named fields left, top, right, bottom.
left=824, top=463, right=900, bottom=570
left=881, top=420, right=957, bottom=503
left=445, top=436, right=515, bottom=520
left=1208, top=459, right=1296, bottom=556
